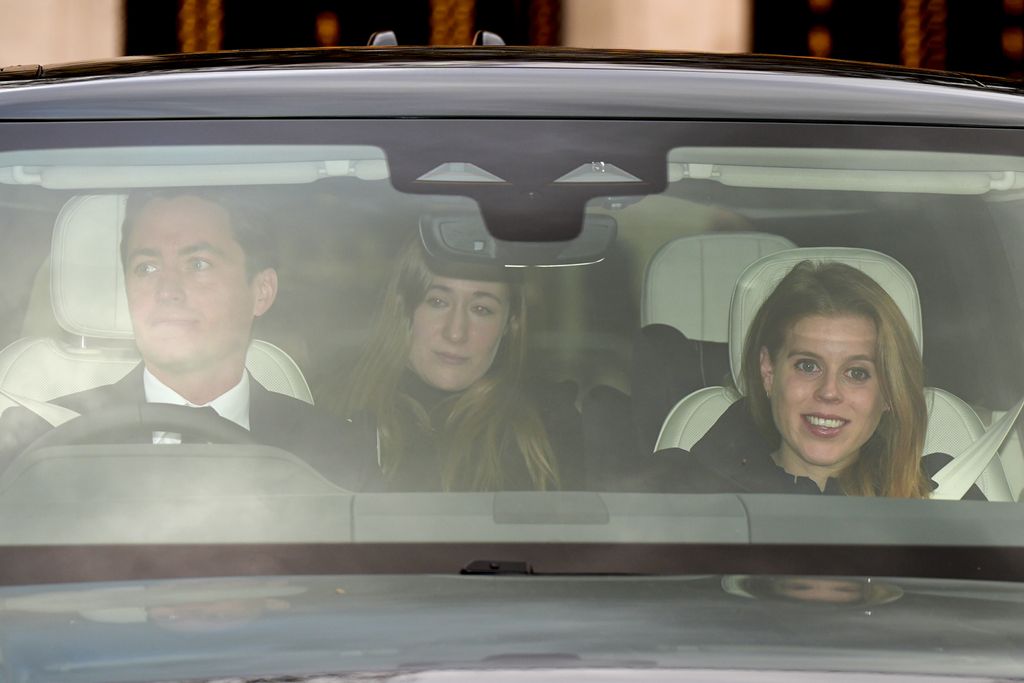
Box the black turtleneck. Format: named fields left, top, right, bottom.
left=358, top=370, right=583, bottom=492
left=399, top=369, right=459, bottom=422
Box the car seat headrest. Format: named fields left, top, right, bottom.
left=50, top=194, right=132, bottom=340
left=729, top=247, right=923, bottom=393
left=643, top=233, right=796, bottom=342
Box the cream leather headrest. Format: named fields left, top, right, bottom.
left=50, top=195, right=132, bottom=339
left=643, top=233, right=795, bottom=342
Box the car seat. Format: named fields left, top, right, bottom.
left=0, top=194, right=313, bottom=408
left=654, top=246, right=1013, bottom=501
left=633, top=232, right=797, bottom=451
left=581, top=232, right=794, bottom=489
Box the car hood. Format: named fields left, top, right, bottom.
left=0, top=573, right=1021, bottom=682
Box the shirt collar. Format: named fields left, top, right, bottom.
left=142, top=368, right=251, bottom=430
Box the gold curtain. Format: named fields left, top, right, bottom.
left=530, top=0, right=560, bottom=46
left=179, top=0, right=224, bottom=53
left=431, top=0, right=475, bottom=46
left=901, top=0, right=947, bottom=70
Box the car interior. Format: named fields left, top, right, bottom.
left=0, top=135, right=1023, bottom=516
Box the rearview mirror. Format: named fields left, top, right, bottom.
left=419, top=211, right=617, bottom=267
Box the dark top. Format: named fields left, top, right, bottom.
left=647, top=398, right=987, bottom=499
left=0, top=365, right=375, bottom=489
left=359, top=371, right=583, bottom=492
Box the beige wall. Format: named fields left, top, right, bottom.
left=563, top=0, right=751, bottom=52
left=0, top=0, right=123, bottom=66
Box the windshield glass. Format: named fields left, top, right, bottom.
left=1, top=119, right=1022, bottom=557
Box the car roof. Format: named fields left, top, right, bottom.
left=1, top=46, right=1024, bottom=125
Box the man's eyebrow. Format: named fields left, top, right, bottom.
left=127, top=247, right=159, bottom=261
left=179, top=242, right=227, bottom=258
left=128, top=242, right=230, bottom=261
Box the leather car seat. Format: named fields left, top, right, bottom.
left=581, top=232, right=795, bottom=488
left=632, top=232, right=796, bottom=452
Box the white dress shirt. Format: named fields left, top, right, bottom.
left=142, top=368, right=251, bottom=444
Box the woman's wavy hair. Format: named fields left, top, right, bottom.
left=740, top=260, right=931, bottom=498
left=343, top=240, right=560, bottom=491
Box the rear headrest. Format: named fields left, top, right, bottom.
left=729, top=247, right=923, bottom=393
left=50, top=195, right=132, bottom=339
left=643, top=233, right=796, bottom=342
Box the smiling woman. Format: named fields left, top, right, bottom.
left=744, top=261, right=929, bottom=497
left=330, top=240, right=583, bottom=492
left=761, top=313, right=888, bottom=488
left=652, top=260, right=984, bottom=499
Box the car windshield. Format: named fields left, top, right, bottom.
left=1, top=116, right=1024, bottom=575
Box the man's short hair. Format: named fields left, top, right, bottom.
left=120, top=188, right=277, bottom=280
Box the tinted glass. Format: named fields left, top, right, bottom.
left=0, top=119, right=1021, bottom=550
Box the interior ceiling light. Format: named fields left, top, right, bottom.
left=416, top=162, right=506, bottom=183
left=555, top=162, right=642, bottom=183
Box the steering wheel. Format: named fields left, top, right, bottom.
left=19, top=403, right=257, bottom=457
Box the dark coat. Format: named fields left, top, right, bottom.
left=649, top=398, right=986, bottom=499
left=0, top=365, right=375, bottom=489
left=358, top=372, right=584, bottom=492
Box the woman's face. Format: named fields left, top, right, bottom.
left=760, top=314, right=887, bottom=485
left=408, top=275, right=512, bottom=392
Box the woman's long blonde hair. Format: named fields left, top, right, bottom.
left=342, top=240, right=560, bottom=491
left=741, top=260, right=931, bottom=498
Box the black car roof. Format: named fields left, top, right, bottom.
left=1, top=46, right=1023, bottom=125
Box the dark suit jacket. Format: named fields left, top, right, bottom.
left=0, top=365, right=376, bottom=489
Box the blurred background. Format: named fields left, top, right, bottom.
left=0, top=0, right=1021, bottom=78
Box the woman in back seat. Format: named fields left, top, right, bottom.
left=654, top=260, right=983, bottom=498
left=329, top=240, right=582, bottom=492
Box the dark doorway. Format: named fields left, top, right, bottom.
left=124, top=0, right=561, bottom=55
left=753, top=0, right=1024, bottom=78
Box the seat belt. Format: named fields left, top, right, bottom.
left=931, top=394, right=1024, bottom=500
left=0, top=389, right=80, bottom=428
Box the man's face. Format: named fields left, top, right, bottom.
left=123, top=195, right=277, bottom=379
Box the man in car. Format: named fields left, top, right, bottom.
left=0, top=189, right=371, bottom=486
